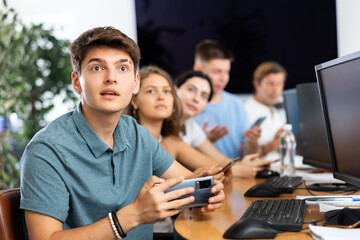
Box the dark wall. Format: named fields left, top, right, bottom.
left=135, top=0, right=337, bottom=93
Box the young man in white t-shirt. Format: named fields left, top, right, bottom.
left=245, top=61, right=287, bottom=160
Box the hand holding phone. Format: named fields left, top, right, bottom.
left=213, top=157, right=241, bottom=175
left=261, top=159, right=280, bottom=169
left=272, top=159, right=280, bottom=164
left=252, top=116, right=266, bottom=127
left=164, top=176, right=214, bottom=209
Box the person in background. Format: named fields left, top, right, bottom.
left=245, top=61, right=287, bottom=160
left=127, top=65, right=225, bottom=177
left=20, top=27, right=224, bottom=240
left=175, top=70, right=273, bottom=178
left=193, top=39, right=261, bottom=159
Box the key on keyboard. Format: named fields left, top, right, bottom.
left=241, top=199, right=306, bottom=232
left=266, top=176, right=303, bottom=193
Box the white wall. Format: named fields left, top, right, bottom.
left=8, top=0, right=137, bottom=121
left=336, top=0, right=360, bottom=57
left=8, top=0, right=137, bottom=42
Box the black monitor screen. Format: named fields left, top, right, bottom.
left=316, top=51, right=360, bottom=187
left=296, top=83, right=332, bottom=170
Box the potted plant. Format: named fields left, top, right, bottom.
left=0, top=0, right=77, bottom=188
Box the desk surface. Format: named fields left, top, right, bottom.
left=174, top=177, right=325, bottom=240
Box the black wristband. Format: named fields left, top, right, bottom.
left=111, top=210, right=127, bottom=238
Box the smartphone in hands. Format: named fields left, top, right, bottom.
left=213, top=157, right=241, bottom=175
left=272, top=159, right=280, bottom=164
left=164, top=176, right=214, bottom=208
left=262, top=159, right=280, bottom=169
left=252, top=116, right=267, bottom=127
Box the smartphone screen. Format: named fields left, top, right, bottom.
left=214, top=157, right=241, bottom=175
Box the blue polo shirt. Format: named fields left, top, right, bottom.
left=20, top=104, right=174, bottom=239
left=194, top=91, right=251, bottom=158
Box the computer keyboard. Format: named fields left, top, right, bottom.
left=266, top=176, right=303, bottom=193
left=241, top=199, right=306, bottom=232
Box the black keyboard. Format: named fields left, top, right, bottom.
left=266, top=176, right=303, bottom=193
left=241, top=199, right=306, bottom=232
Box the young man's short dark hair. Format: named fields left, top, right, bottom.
left=194, top=40, right=234, bottom=64
left=70, top=26, right=141, bottom=74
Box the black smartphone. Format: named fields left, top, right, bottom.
left=272, top=159, right=280, bottom=163
left=214, top=157, right=241, bottom=175
left=252, top=116, right=266, bottom=127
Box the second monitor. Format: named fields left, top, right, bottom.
left=297, top=82, right=356, bottom=191
left=296, top=82, right=331, bottom=170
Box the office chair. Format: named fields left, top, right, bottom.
left=0, top=188, right=25, bottom=240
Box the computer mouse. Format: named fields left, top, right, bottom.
left=244, top=182, right=282, bottom=197
left=256, top=169, right=280, bottom=178
left=223, top=218, right=279, bottom=239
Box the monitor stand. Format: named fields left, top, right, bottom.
left=307, top=182, right=359, bottom=192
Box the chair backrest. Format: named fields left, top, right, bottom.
left=0, top=188, right=25, bottom=240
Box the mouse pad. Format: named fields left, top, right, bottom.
left=324, top=208, right=360, bottom=227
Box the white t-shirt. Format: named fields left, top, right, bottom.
left=245, top=97, right=287, bottom=160
left=179, top=118, right=207, bottom=148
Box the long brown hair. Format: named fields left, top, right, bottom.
left=126, top=65, right=184, bottom=137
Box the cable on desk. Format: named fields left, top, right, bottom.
left=303, top=218, right=328, bottom=225
left=302, top=181, right=360, bottom=196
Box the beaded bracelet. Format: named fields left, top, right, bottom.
left=111, top=209, right=127, bottom=238
left=108, top=212, right=121, bottom=239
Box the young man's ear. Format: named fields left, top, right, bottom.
left=253, top=78, right=260, bottom=91
left=193, top=63, right=202, bottom=71
left=72, top=72, right=82, bottom=94
left=133, top=73, right=140, bottom=95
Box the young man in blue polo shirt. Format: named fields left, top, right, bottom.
left=20, top=27, right=224, bottom=240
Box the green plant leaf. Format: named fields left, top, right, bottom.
left=0, top=1, right=77, bottom=189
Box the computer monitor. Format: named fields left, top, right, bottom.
left=296, top=83, right=332, bottom=170
left=316, top=50, right=360, bottom=187
left=282, top=88, right=302, bottom=155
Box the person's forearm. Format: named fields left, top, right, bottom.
left=42, top=205, right=140, bottom=240
left=249, top=142, right=259, bottom=154
left=259, top=139, right=279, bottom=157
left=197, top=140, right=231, bottom=165
left=115, top=204, right=141, bottom=236
left=179, top=153, right=219, bottom=171
left=160, top=160, right=194, bottom=179
left=240, top=142, right=258, bottom=157
left=47, top=218, right=118, bottom=240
